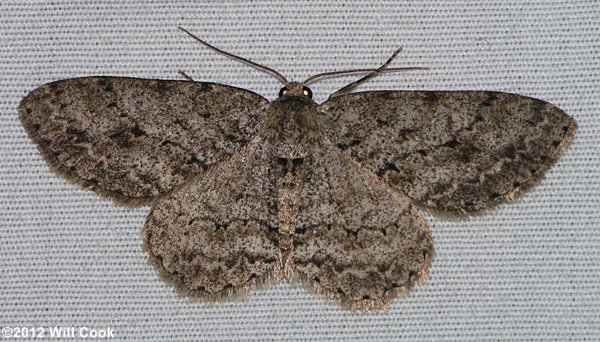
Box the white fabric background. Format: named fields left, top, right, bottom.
left=1, top=1, right=598, bottom=341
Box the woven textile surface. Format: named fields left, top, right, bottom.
left=1, top=1, right=598, bottom=341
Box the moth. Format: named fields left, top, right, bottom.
left=18, top=28, right=576, bottom=310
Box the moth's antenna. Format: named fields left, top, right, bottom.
left=178, top=27, right=289, bottom=85
left=302, top=66, right=429, bottom=85
left=329, top=47, right=403, bottom=99
left=306, top=47, right=429, bottom=99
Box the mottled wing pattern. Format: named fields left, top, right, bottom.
left=19, top=76, right=268, bottom=206
left=291, top=145, right=434, bottom=310
left=320, top=91, right=577, bottom=213
left=143, top=139, right=280, bottom=298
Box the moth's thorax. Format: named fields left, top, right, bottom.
left=261, top=94, right=323, bottom=158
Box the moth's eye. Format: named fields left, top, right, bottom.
left=278, top=86, right=288, bottom=97
left=302, top=86, right=313, bottom=99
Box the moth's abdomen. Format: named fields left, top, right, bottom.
left=275, top=156, right=307, bottom=279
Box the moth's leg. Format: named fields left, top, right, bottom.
left=177, top=69, right=195, bottom=81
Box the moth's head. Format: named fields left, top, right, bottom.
left=178, top=28, right=428, bottom=104
left=278, top=82, right=313, bottom=99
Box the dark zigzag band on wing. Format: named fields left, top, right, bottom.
left=291, top=145, right=433, bottom=310
left=19, top=76, right=268, bottom=206
left=143, top=139, right=280, bottom=299
left=320, top=90, right=576, bottom=213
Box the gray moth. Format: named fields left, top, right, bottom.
left=18, top=29, right=577, bottom=310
